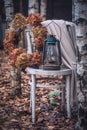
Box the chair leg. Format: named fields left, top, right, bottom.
left=66, top=75, right=71, bottom=118
left=29, top=78, right=32, bottom=108
left=31, top=74, right=36, bottom=123
left=61, top=87, right=65, bottom=104
left=30, top=89, right=32, bottom=107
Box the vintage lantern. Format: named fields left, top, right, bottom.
left=42, top=35, right=62, bottom=70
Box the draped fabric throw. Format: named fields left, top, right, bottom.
left=42, top=20, right=77, bottom=106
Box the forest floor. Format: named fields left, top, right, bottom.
left=0, top=50, right=77, bottom=130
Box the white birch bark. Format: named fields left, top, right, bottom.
left=73, top=0, right=87, bottom=129
left=28, top=0, right=38, bottom=14
left=74, top=0, right=87, bottom=100
left=4, top=0, right=14, bottom=27
left=10, top=66, right=21, bottom=96
left=40, top=0, right=47, bottom=20
left=28, top=0, right=47, bottom=20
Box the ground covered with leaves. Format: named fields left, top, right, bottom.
left=0, top=50, right=77, bottom=130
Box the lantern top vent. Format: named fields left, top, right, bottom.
left=46, top=35, right=57, bottom=43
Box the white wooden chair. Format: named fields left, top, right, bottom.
left=24, top=20, right=77, bottom=123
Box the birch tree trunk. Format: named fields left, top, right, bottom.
left=40, top=0, right=47, bottom=20
left=28, top=0, right=38, bottom=14
left=73, top=0, right=87, bottom=130
left=4, top=0, right=14, bottom=27
left=28, top=0, right=46, bottom=20
left=10, top=66, right=21, bottom=96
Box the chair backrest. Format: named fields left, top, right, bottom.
left=24, top=25, right=33, bottom=54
